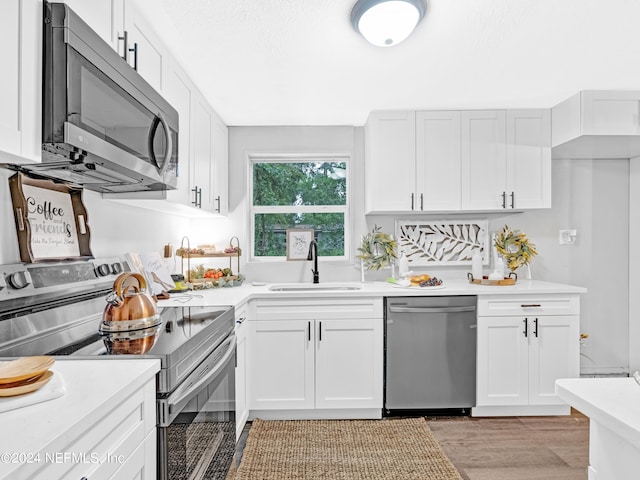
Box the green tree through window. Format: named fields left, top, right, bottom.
left=251, top=159, right=348, bottom=258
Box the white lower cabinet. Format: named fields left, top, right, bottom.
left=474, top=295, right=580, bottom=416
left=247, top=298, right=383, bottom=419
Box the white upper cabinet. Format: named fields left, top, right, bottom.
left=364, top=110, right=462, bottom=213
left=161, top=62, right=228, bottom=215
left=552, top=90, right=640, bottom=159
left=163, top=64, right=193, bottom=207
left=364, top=111, right=416, bottom=213
left=462, top=109, right=550, bottom=211
left=0, top=0, right=41, bottom=164
left=365, top=108, right=550, bottom=213
left=62, top=0, right=124, bottom=50
left=122, top=1, right=167, bottom=93
left=66, top=0, right=166, bottom=92
left=416, top=111, right=462, bottom=211
left=506, top=110, right=551, bottom=209
left=461, top=110, right=507, bottom=211
left=211, top=113, right=229, bottom=215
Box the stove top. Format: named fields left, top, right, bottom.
left=50, top=305, right=235, bottom=393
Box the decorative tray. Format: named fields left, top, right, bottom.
left=467, top=272, right=517, bottom=286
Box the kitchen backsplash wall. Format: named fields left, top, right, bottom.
left=0, top=168, right=226, bottom=265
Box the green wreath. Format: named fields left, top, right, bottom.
left=494, top=225, right=538, bottom=272
left=357, top=226, right=397, bottom=271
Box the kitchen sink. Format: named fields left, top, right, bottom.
left=268, top=283, right=363, bottom=292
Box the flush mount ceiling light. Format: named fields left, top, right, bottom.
left=351, top=0, right=427, bottom=47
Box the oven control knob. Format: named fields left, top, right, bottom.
left=7, top=271, right=31, bottom=290
left=111, top=263, right=123, bottom=275
left=96, top=264, right=111, bottom=277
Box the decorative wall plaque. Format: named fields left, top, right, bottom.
left=8, top=172, right=93, bottom=262
left=396, top=220, right=489, bottom=266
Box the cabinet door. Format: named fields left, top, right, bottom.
left=364, top=111, right=416, bottom=213
left=192, top=98, right=214, bottom=211
left=528, top=315, right=579, bottom=405
left=108, top=431, right=156, bottom=480
left=476, top=316, right=529, bottom=406
left=0, top=0, right=40, bottom=163
left=315, top=319, right=383, bottom=409
left=163, top=63, right=194, bottom=207
left=415, top=111, right=461, bottom=211
left=124, top=0, right=167, bottom=92
left=63, top=0, right=123, bottom=50
left=582, top=91, right=640, bottom=135
left=211, top=111, right=229, bottom=215
left=506, top=110, right=551, bottom=209
left=248, top=320, right=315, bottom=410
left=461, top=110, right=507, bottom=211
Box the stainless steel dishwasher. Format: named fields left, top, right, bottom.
left=384, top=296, right=477, bottom=416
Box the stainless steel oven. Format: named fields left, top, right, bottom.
left=0, top=259, right=237, bottom=480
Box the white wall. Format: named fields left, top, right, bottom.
left=229, top=126, right=631, bottom=375
left=0, top=168, right=232, bottom=268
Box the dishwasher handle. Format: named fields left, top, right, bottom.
left=388, top=305, right=476, bottom=314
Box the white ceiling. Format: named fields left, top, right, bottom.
left=136, top=0, right=640, bottom=127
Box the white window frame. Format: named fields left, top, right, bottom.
left=248, top=153, right=351, bottom=262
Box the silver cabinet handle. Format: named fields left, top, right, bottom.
left=501, top=191, right=507, bottom=208
left=521, top=304, right=541, bottom=308
left=523, top=318, right=528, bottom=337
left=388, top=306, right=476, bottom=314
left=510, top=191, right=515, bottom=209
left=420, top=193, right=424, bottom=210
left=411, top=193, right=414, bottom=210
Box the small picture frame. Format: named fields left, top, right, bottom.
left=286, top=229, right=315, bottom=261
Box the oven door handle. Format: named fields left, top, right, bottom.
left=161, top=333, right=236, bottom=426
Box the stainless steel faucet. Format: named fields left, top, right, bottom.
left=307, top=239, right=319, bottom=284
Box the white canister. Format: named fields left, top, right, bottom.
left=471, top=251, right=483, bottom=280
left=494, top=257, right=505, bottom=278
left=398, top=253, right=409, bottom=277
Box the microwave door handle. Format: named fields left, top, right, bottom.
left=148, top=112, right=173, bottom=176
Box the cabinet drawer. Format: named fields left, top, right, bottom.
left=254, top=298, right=383, bottom=320
left=477, top=295, right=579, bottom=317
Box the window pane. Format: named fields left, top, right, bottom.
left=254, top=213, right=345, bottom=257
left=253, top=162, right=346, bottom=206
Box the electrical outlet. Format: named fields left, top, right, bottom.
left=559, top=230, right=577, bottom=245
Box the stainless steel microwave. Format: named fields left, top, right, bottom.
left=32, top=1, right=179, bottom=193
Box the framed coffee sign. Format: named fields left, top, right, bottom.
left=8, top=172, right=93, bottom=262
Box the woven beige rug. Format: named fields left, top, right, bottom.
left=232, top=417, right=462, bottom=480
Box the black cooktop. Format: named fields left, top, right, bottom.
left=50, top=305, right=235, bottom=369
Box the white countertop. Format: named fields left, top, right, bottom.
left=0, top=358, right=160, bottom=479
left=556, top=377, right=640, bottom=447
left=158, top=278, right=587, bottom=309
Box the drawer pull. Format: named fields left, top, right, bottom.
left=521, top=304, right=541, bottom=308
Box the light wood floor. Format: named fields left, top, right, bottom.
left=426, top=409, right=590, bottom=480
